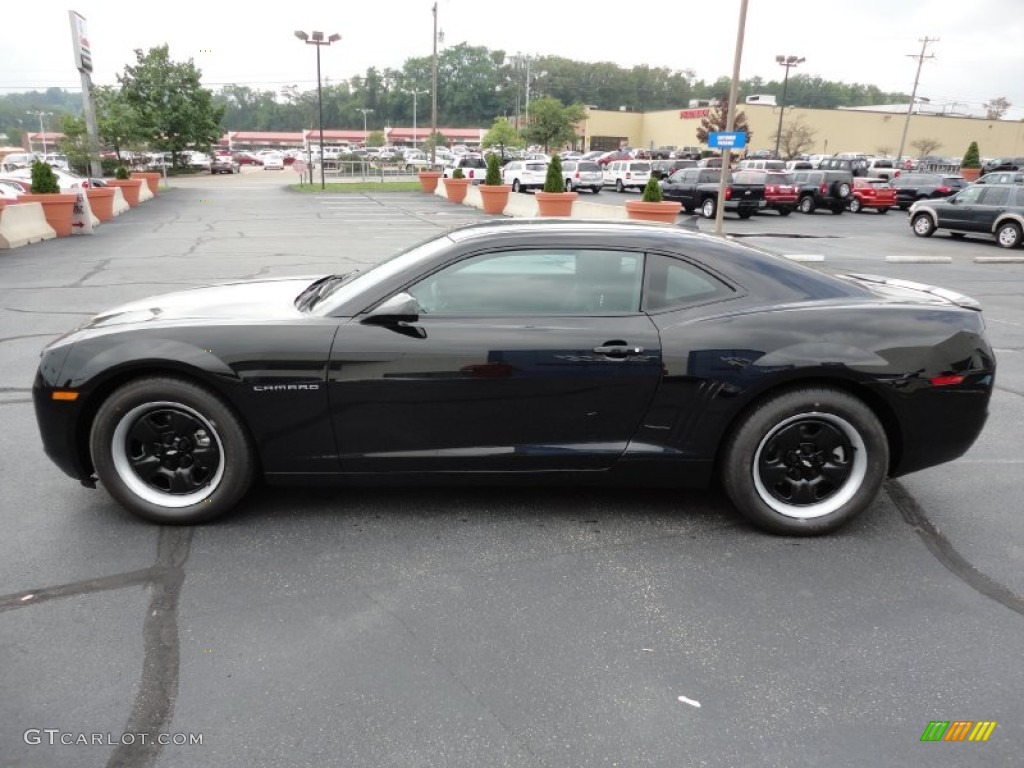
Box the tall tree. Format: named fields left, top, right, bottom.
left=481, top=117, right=522, bottom=159
left=695, top=97, right=753, bottom=144
left=94, top=86, right=144, bottom=161
left=521, top=97, right=585, bottom=152
left=773, top=116, right=815, bottom=160
left=983, top=96, right=1011, bottom=120
left=117, top=45, right=224, bottom=166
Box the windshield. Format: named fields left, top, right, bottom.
left=309, top=233, right=454, bottom=315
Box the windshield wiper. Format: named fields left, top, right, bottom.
left=295, top=272, right=357, bottom=311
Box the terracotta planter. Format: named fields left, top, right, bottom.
left=418, top=170, right=442, bottom=193
left=18, top=193, right=79, bottom=237
left=535, top=191, right=578, bottom=217
left=479, top=184, right=512, bottom=215
left=443, top=177, right=471, bottom=204
left=86, top=187, right=117, bottom=222
left=106, top=178, right=144, bottom=207
left=959, top=167, right=981, bottom=182
left=131, top=171, right=161, bottom=195
left=625, top=200, right=682, bottom=224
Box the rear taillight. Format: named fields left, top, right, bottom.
left=935, top=186, right=951, bottom=194
left=931, top=374, right=965, bottom=387
left=468, top=169, right=475, bottom=178
left=82, top=179, right=90, bottom=188
left=894, top=170, right=901, bottom=177
left=725, top=186, right=733, bottom=200
left=575, top=172, right=580, bottom=179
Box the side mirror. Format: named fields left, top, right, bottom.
left=361, top=292, right=421, bottom=325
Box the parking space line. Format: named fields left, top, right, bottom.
left=885, top=256, right=953, bottom=263
left=782, top=254, right=825, bottom=262
left=974, top=256, right=1024, bottom=264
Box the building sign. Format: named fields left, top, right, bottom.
left=69, top=11, right=93, bottom=73
left=708, top=131, right=748, bottom=150
left=679, top=109, right=711, bottom=120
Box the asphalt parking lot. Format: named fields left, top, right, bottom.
left=2, top=170, right=1022, bottom=767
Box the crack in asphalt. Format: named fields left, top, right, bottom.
left=3, top=307, right=96, bottom=316
left=0, top=333, right=60, bottom=345
left=0, top=527, right=194, bottom=768
left=887, top=479, right=1024, bottom=618
left=71, top=259, right=114, bottom=288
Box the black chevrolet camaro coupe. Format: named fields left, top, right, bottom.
left=33, top=220, right=995, bottom=535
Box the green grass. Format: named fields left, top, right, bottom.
left=290, top=181, right=424, bottom=193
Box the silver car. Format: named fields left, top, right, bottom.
left=562, top=160, right=603, bottom=193
left=502, top=160, right=549, bottom=192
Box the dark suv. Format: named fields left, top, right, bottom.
left=891, top=173, right=968, bottom=210
left=909, top=183, right=1024, bottom=249
left=790, top=169, right=855, bottom=214
left=817, top=157, right=870, bottom=177
left=981, top=156, right=1024, bottom=174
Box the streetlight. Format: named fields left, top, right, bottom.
left=27, top=110, right=53, bottom=156
left=402, top=90, right=427, bottom=147
left=773, top=55, right=804, bottom=159
left=295, top=29, right=341, bottom=190
left=358, top=108, right=374, bottom=140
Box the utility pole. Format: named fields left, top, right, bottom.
left=895, top=37, right=938, bottom=168
left=431, top=2, right=438, bottom=166
left=713, top=0, right=749, bottom=237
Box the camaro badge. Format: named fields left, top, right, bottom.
left=252, top=384, right=321, bottom=392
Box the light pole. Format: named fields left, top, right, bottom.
left=431, top=2, right=441, bottom=166
left=403, top=90, right=427, bottom=147
left=27, top=110, right=53, bottom=156
left=358, top=108, right=374, bottom=147
left=773, top=55, right=804, bottom=159
left=295, top=30, right=341, bottom=190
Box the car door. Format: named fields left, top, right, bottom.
left=328, top=247, right=663, bottom=473
left=938, top=185, right=986, bottom=231
left=972, top=186, right=1012, bottom=232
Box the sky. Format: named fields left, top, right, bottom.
left=3, top=0, right=1023, bottom=119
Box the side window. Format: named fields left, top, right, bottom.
left=643, top=253, right=735, bottom=312
left=955, top=186, right=985, bottom=205
left=979, top=186, right=1009, bottom=206
left=407, top=249, right=644, bottom=315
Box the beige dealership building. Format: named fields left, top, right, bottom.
left=583, top=103, right=1024, bottom=160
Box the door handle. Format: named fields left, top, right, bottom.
left=593, top=345, right=644, bottom=357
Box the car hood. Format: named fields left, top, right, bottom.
left=78, top=275, right=324, bottom=330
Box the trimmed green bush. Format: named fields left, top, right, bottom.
left=115, top=165, right=131, bottom=180
left=543, top=154, right=564, bottom=193
left=641, top=176, right=663, bottom=202
left=961, top=141, right=981, bottom=169
left=30, top=161, right=61, bottom=194
left=451, top=167, right=465, bottom=179
left=484, top=153, right=502, bottom=185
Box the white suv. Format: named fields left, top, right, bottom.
left=502, top=160, right=549, bottom=192
left=562, top=160, right=603, bottom=193
left=602, top=160, right=651, bottom=192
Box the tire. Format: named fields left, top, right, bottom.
left=90, top=377, right=255, bottom=524
left=565, top=179, right=573, bottom=192
left=798, top=196, right=816, bottom=214
left=996, top=221, right=1023, bottom=249
left=849, top=198, right=862, bottom=213
left=512, top=179, right=521, bottom=193
left=737, top=210, right=753, bottom=219
left=877, top=207, right=889, bottom=214
left=777, top=207, right=792, bottom=216
left=833, top=181, right=851, bottom=198
left=683, top=205, right=695, bottom=215
left=616, top=179, right=625, bottom=193
left=701, top=197, right=716, bottom=219
left=911, top=213, right=936, bottom=237
left=831, top=205, right=844, bottom=215
left=721, top=387, right=889, bottom=536
left=591, top=186, right=601, bottom=194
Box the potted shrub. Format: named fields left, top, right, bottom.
left=131, top=168, right=162, bottom=196
left=960, top=141, right=982, bottom=182
left=442, top=167, right=470, bottom=204
left=478, top=153, right=511, bottom=215
left=534, top=154, right=577, bottom=217
left=417, top=156, right=443, bottom=193
left=625, top=176, right=682, bottom=223
left=18, top=161, right=78, bottom=237
left=85, top=183, right=116, bottom=222
left=106, top=165, right=144, bottom=207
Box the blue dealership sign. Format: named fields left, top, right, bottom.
left=708, top=131, right=747, bottom=150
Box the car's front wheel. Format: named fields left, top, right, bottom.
left=996, top=221, right=1022, bottom=249
left=798, top=196, right=816, bottom=214
left=701, top=197, right=716, bottom=218
left=512, top=179, right=521, bottom=193
left=912, top=213, right=936, bottom=237
left=721, top=387, right=889, bottom=535
left=849, top=198, right=862, bottom=213
left=90, top=377, right=255, bottom=524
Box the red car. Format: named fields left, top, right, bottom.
left=764, top=171, right=799, bottom=215
left=849, top=178, right=897, bottom=214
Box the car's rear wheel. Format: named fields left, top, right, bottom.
left=721, top=387, right=888, bottom=535
left=591, top=186, right=601, bottom=194
left=849, top=198, right=862, bottom=213
left=564, top=179, right=573, bottom=192
left=90, top=377, right=255, bottom=524
left=798, top=196, right=816, bottom=214
left=777, top=207, right=792, bottom=216
left=737, top=210, right=753, bottom=219
left=701, top=197, right=716, bottom=218
left=912, top=213, right=936, bottom=237
left=996, top=221, right=1023, bottom=249
left=512, top=179, right=521, bottom=193
left=616, top=179, right=625, bottom=193
left=877, top=207, right=889, bottom=214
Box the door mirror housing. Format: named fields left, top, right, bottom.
left=362, top=292, right=421, bottom=325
